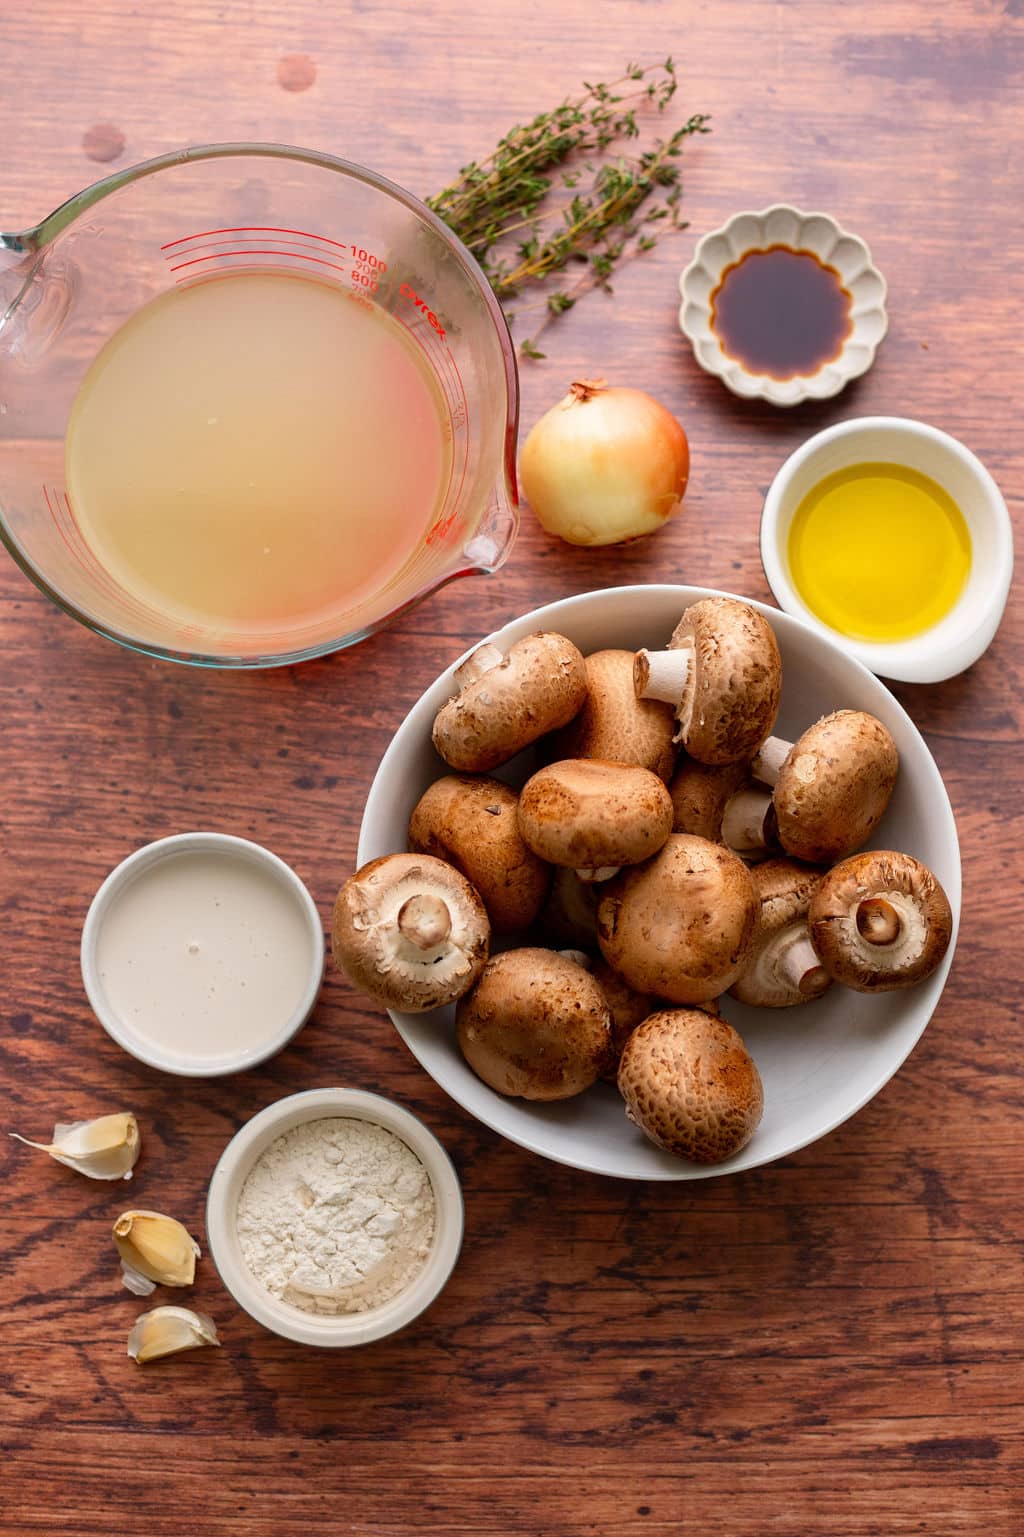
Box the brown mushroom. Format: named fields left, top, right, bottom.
left=456, top=948, right=612, bottom=1099
left=535, top=866, right=602, bottom=948
left=590, top=958, right=659, bottom=1080
left=731, top=710, right=899, bottom=864
left=549, top=649, right=677, bottom=781
left=808, top=850, right=953, bottom=991
left=669, top=755, right=750, bottom=841
left=518, top=759, right=673, bottom=881
left=408, top=775, right=550, bottom=933
left=587, top=961, right=722, bottom=1081
left=633, top=597, right=781, bottom=765
left=720, top=784, right=779, bottom=858
left=730, top=859, right=831, bottom=1007
left=332, top=853, right=489, bottom=1012
left=617, top=1009, right=764, bottom=1163
left=432, top=632, right=587, bottom=773
left=597, top=834, right=759, bottom=1003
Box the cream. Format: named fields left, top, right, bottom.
left=88, top=839, right=321, bottom=1071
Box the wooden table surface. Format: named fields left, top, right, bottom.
left=2, top=2, right=1022, bottom=1533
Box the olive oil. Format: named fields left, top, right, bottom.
left=787, top=462, right=971, bottom=641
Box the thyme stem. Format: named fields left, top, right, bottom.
left=426, top=60, right=710, bottom=358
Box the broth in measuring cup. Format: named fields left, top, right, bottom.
left=65, top=271, right=452, bottom=637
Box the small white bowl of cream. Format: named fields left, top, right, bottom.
left=82, top=832, right=324, bottom=1076
left=760, top=417, right=1014, bottom=682
left=205, top=1088, right=464, bottom=1347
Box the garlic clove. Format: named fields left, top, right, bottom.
left=127, top=1306, right=220, bottom=1364
left=113, top=1210, right=200, bottom=1290
left=10, top=1113, right=140, bottom=1181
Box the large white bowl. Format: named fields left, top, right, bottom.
left=358, top=586, right=961, bottom=1181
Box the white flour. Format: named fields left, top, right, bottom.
left=236, top=1117, right=435, bottom=1315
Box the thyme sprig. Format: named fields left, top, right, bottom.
left=427, top=61, right=710, bottom=358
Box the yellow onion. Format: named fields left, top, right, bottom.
left=520, top=379, right=689, bottom=547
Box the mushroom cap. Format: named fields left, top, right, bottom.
left=456, top=947, right=613, bottom=1100
left=432, top=631, right=587, bottom=773
left=550, top=649, right=677, bottom=781
left=332, top=853, right=490, bottom=1012
left=518, top=758, right=674, bottom=870
left=774, top=710, right=899, bottom=864
left=617, top=1009, right=764, bottom=1163
left=408, top=775, right=550, bottom=933
left=592, top=958, right=659, bottom=1080
left=597, top=833, right=759, bottom=1003
left=729, top=858, right=830, bottom=1007
left=808, top=850, right=953, bottom=991
left=670, top=598, right=782, bottom=765
left=668, top=755, right=749, bottom=841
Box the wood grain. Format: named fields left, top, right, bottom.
left=1, top=1, right=1022, bottom=1533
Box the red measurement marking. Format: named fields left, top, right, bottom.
left=43, top=484, right=95, bottom=587
left=46, top=484, right=119, bottom=606
left=390, top=311, right=459, bottom=530
left=171, top=267, right=336, bottom=293
left=61, top=489, right=123, bottom=604
left=390, top=308, right=471, bottom=545
left=41, top=484, right=75, bottom=564
left=41, top=484, right=164, bottom=625
left=162, top=225, right=350, bottom=252
left=448, top=356, right=470, bottom=522
left=168, top=248, right=351, bottom=274
left=398, top=281, right=446, bottom=340
left=397, top=307, right=466, bottom=430
left=164, top=236, right=351, bottom=261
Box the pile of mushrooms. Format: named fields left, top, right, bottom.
left=333, top=605, right=953, bottom=1167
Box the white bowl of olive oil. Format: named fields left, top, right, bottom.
left=760, top=417, right=1013, bottom=682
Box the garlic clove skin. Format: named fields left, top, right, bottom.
left=120, top=1263, right=158, bottom=1297
left=113, top=1211, right=200, bottom=1289
left=10, top=1113, right=140, bottom=1181
left=127, top=1306, right=220, bottom=1364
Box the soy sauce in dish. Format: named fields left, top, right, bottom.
left=710, top=246, right=852, bottom=380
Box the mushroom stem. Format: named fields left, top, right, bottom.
left=575, top=865, right=621, bottom=883
left=558, top=949, right=592, bottom=970
left=856, top=897, right=901, bottom=946
left=397, top=894, right=452, bottom=951
left=633, top=646, right=692, bottom=708
left=782, top=933, right=830, bottom=998
left=721, top=787, right=775, bottom=855
left=750, top=735, right=791, bottom=788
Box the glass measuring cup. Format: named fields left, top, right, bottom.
left=0, top=143, right=519, bottom=667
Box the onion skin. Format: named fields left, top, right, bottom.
left=520, top=379, right=689, bottom=547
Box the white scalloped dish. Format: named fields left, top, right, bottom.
left=679, top=206, right=888, bottom=407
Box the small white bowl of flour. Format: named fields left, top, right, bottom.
left=206, top=1088, right=464, bottom=1346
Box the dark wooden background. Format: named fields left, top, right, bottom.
left=2, top=3, right=1021, bottom=1533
